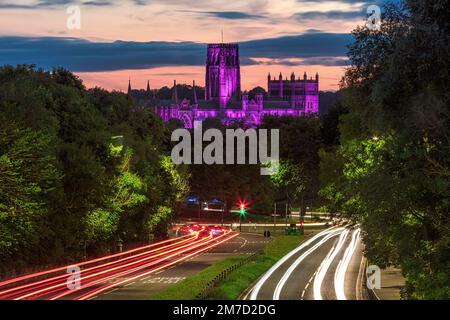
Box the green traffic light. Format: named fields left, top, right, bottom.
left=239, top=203, right=246, bottom=215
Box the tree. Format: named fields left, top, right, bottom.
left=0, top=65, right=192, bottom=276
left=320, top=0, right=450, bottom=298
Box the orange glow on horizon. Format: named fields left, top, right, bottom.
left=77, top=64, right=344, bottom=93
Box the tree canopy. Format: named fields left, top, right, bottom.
left=320, top=0, right=450, bottom=299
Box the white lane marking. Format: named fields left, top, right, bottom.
left=141, top=275, right=154, bottom=281
left=313, top=229, right=349, bottom=300
left=334, top=228, right=361, bottom=300
left=124, top=281, right=136, bottom=287
left=104, top=288, right=119, bottom=295
left=301, top=267, right=319, bottom=300
left=239, top=239, right=248, bottom=249
left=273, top=228, right=345, bottom=300
left=356, top=255, right=367, bottom=300
left=250, top=227, right=341, bottom=300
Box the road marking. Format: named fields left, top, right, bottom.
left=144, top=277, right=186, bottom=284
left=239, top=238, right=248, bottom=249
left=104, top=288, right=119, bottom=295
left=124, top=281, right=136, bottom=287
left=301, top=270, right=318, bottom=300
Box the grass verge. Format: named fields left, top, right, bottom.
left=208, top=235, right=304, bottom=299
left=153, top=235, right=305, bottom=300
left=153, top=255, right=249, bottom=300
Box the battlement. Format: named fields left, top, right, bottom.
left=207, top=43, right=239, bottom=48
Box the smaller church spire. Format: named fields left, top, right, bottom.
left=192, top=80, right=198, bottom=104
left=172, top=80, right=178, bottom=104
left=127, top=78, right=132, bottom=95
left=146, top=80, right=151, bottom=93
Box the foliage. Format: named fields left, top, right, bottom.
left=320, top=0, right=450, bottom=299
left=0, top=66, right=189, bottom=276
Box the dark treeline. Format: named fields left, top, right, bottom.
left=0, top=65, right=189, bottom=278
left=176, top=114, right=338, bottom=219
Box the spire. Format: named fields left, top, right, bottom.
left=315, top=72, right=319, bottom=81
left=146, top=80, right=151, bottom=93
left=192, top=80, right=198, bottom=104
left=291, top=72, right=295, bottom=81
left=303, top=72, right=307, bottom=81
left=279, top=72, right=282, bottom=80
left=171, top=80, right=178, bottom=104
left=127, top=78, right=132, bottom=94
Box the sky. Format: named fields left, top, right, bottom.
left=0, top=0, right=391, bottom=92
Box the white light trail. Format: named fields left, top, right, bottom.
left=313, top=229, right=349, bottom=300
left=334, top=228, right=361, bottom=300
left=249, top=226, right=340, bottom=300
left=272, top=228, right=346, bottom=300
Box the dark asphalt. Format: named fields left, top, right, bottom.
left=94, top=233, right=269, bottom=300
left=248, top=226, right=365, bottom=300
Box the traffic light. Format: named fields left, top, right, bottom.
left=239, top=203, right=246, bottom=215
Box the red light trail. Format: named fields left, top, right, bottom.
left=0, top=231, right=238, bottom=300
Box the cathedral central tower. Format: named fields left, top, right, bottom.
left=205, top=43, right=241, bottom=108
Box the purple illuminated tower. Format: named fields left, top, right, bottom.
left=205, top=43, right=241, bottom=108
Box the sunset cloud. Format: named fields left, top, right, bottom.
left=0, top=0, right=398, bottom=90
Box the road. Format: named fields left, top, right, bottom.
left=95, top=232, right=269, bottom=300
left=0, top=231, right=268, bottom=300
left=248, top=226, right=366, bottom=300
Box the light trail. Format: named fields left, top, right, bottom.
left=46, top=232, right=228, bottom=300
left=249, top=226, right=341, bottom=300
left=312, top=229, right=349, bottom=300
left=0, top=235, right=191, bottom=290
left=14, top=234, right=214, bottom=300
left=334, top=228, right=361, bottom=300
left=272, top=228, right=345, bottom=300
left=0, top=235, right=197, bottom=298
left=76, top=232, right=239, bottom=300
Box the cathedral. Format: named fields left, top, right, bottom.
left=128, top=43, right=319, bottom=128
